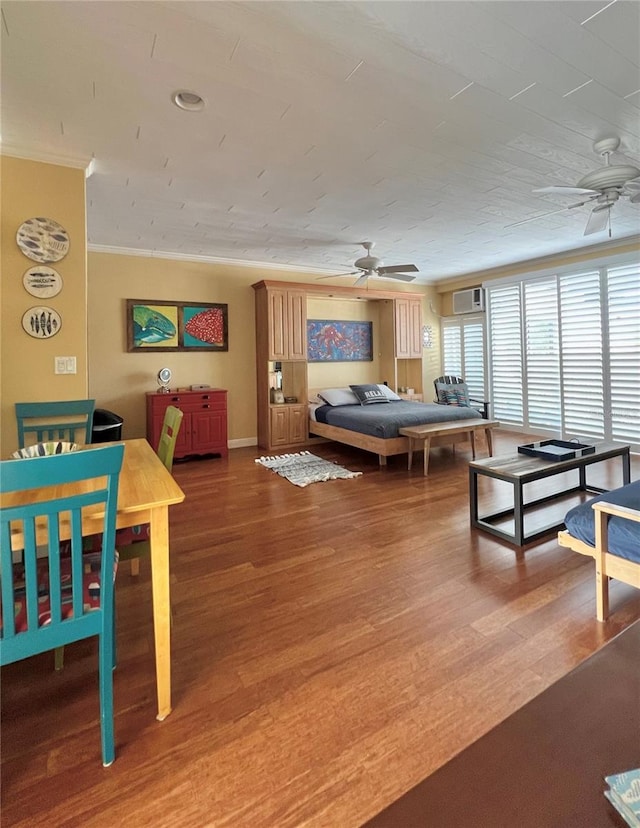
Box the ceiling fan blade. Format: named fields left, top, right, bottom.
left=377, top=264, right=419, bottom=274
left=623, top=179, right=640, bottom=191
left=629, top=192, right=640, bottom=204
left=533, top=186, right=600, bottom=196
left=584, top=205, right=611, bottom=236
left=505, top=198, right=595, bottom=229
left=353, top=274, right=369, bottom=287
left=381, top=272, right=417, bottom=283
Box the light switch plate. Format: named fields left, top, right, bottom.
left=54, top=356, right=77, bottom=374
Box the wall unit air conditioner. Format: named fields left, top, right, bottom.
left=453, top=287, right=485, bottom=314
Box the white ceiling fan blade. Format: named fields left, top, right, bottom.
left=629, top=192, right=640, bottom=204
left=623, top=178, right=640, bottom=191
left=381, top=272, right=417, bottom=283
left=584, top=205, right=611, bottom=236
left=533, top=186, right=600, bottom=196
left=377, top=263, right=419, bottom=274
left=353, top=274, right=369, bottom=287
left=505, top=199, right=594, bottom=229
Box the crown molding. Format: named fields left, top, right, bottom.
left=0, top=145, right=92, bottom=171
left=87, top=244, right=349, bottom=276
left=434, top=234, right=640, bottom=292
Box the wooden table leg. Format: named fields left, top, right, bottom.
left=485, top=427, right=493, bottom=456
left=150, top=505, right=172, bottom=721
left=423, top=437, right=431, bottom=476
left=470, top=430, right=476, bottom=460
left=407, top=438, right=414, bottom=471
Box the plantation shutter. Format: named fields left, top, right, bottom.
left=607, top=263, right=640, bottom=445
left=559, top=271, right=604, bottom=440
left=524, top=278, right=560, bottom=430
left=488, top=284, right=523, bottom=425
left=463, top=320, right=485, bottom=400
left=442, top=322, right=462, bottom=376
left=441, top=315, right=486, bottom=401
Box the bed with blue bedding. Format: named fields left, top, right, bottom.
left=308, top=385, right=483, bottom=465
left=558, top=479, right=640, bottom=621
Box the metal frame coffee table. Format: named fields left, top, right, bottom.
left=469, top=441, right=631, bottom=547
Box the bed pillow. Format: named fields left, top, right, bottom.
left=350, top=384, right=390, bottom=405
left=317, top=387, right=360, bottom=406
left=376, top=384, right=401, bottom=401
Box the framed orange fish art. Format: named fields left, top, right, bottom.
left=126, top=299, right=228, bottom=352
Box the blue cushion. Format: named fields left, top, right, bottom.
left=564, top=480, right=640, bottom=563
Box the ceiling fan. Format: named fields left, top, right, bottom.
left=319, top=242, right=419, bottom=287
left=508, top=137, right=640, bottom=236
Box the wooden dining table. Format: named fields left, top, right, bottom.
left=5, top=438, right=186, bottom=721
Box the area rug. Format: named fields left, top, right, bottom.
left=255, top=451, right=362, bottom=487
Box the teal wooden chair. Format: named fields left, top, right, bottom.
left=15, top=400, right=96, bottom=448
left=0, top=443, right=124, bottom=766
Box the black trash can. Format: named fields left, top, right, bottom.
left=92, top=408, right=123, bottom=443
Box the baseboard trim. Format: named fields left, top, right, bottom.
left=228, top=437, right=258, bottom=449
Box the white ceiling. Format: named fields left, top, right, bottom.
left=2, top=0, right=639, bottom=283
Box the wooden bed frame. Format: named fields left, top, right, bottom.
left=558, top=499, right=640, bottom=621
left=308, top=418, right=476, bottom=466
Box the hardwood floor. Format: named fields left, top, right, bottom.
left=2, top=431, right=639, bottom=827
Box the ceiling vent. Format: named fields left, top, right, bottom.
left=453, top=287, right=485, bottom=314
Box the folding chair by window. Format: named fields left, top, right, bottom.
left=0, top=443, right=124, bottom=766
left=433, top=376, right=490, bottom=419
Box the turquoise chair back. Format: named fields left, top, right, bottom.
left=0, top=443, right=124, bottom=766
left=15, top=400, right=96, bottom=448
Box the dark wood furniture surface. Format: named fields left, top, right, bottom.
left=146, top=388, right=228, bottom=460
left=365, top=620, right=640, bottom=827
left=469, top=440, right=631, bottom=546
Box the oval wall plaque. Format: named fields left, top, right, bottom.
left=22, top=265, right=63, bottom=298
left=16, top=217, right=70, bottom=263
left=22, top=306, right=62, bottom=338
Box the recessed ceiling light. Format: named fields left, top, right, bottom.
left=171, top=90, right=205, bottom=111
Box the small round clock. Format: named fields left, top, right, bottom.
left=157, top=367, right=172, bottom=393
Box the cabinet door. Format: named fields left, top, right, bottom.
left=270, top=407, right=289, bottom=447
left=191, top=409, right=226, bottom=453
left=267, top=289, right=288, bottom=360
left=174, top=412, right=191, bottom=456
left=287, top=290, right=307, bottom=360
left=408, top=298, right=422, bottom=357
left=288, top=406, right=307, bottom=443
left=395, top=298, right=411, bottom=358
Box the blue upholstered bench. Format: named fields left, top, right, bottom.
left=558, top=480, right=640, bottom=621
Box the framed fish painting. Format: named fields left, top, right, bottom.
left=126, top=299, right=228, bottom=352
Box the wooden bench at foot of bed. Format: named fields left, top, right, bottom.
left=558, top=499, right=640, bottom=621
left=309, top=417, right=497, bottom=471
left=400, top=418, right=499, bottom=476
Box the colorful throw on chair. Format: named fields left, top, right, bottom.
left=255, top=451, right=362, bottom=487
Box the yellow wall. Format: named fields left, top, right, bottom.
left=1, top=155, right=444, bottom=452
left=1, top=156, right=87, bottom=455
left=88, top=254, right=441, bottom=443
left=307, top=297, right=382, bottom=392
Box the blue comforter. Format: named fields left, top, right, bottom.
left=563, top=480, right=640, bottom=563
left=314, top=401, right=479, bottom=439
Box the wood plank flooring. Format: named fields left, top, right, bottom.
left=2, top=431, right=639, bottom=827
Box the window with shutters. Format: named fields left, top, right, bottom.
left=441, top=315, right=486, bottom=402
left=484, top=255, right=639, bottom=451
